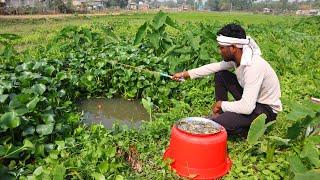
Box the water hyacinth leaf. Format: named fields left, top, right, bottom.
left=268, top=136, right=290, bottom=146
left=15, top=107, right=29, bottom=116
left=0, top=94, right=8, bottom=103
left=36, top=144, right=45, bottom=157
left=301, top=142, right=320, bottom=167
left=0, top=111, right=20, bottom=130
left=26, top=97, right=40, bottom=110
left=247, top=114, right=267, bottom=145
left=33, top=166, right=43, bottom=176
left=294, top=170, right=320, bottom=180
left=92, top=173, right=105, bottom=180
left=152, top=11, right=167, bottom=30
left=287, top=111, right=308, bottom=121
left=306, top=136, right=320, bottom=144
left=106, top=146, right=116, bottom=158
left=163, top=36, right=173, bottom=44
left=286, top=100, right=315, bottom=118
left=53, top=164, right=66, bottom=180
left=36, top=123, right=54, bottom=136
left=142, top=97, right=153, bottom=114
left=115, top=175, right=124, bottom=180
left=165, top=16, right=179, bottom=29
left=83, top=28, right=92, bottom=42
left=98, top=161, right=109, bottom=173
left=11, top=93, right=32, bottom=106
left=18, top=74, right=32, bottom=86
left=22, top=126, right=35, bottom=136
left=42, top=114, right=55, bottom=124
left=149, top=33, right=160, bottom=49
left=22, top=88, right=35, bottom=95
left=8, top=116, right=21, bottom=129
left=44, top=65, right=55, bottom=76
left=57, top=89, right=66, bottom=97
left=0, top=33, right=21, bottom=41
left=163, top=45, right=178, bottom=57
left=3, top=44, right=14, bottom=59
left=1, top=81, right=12, bottom=91
left=87, top=74, right=94, bottom=81
left=287, top=121, right=302, bottom=140
left=154, top=72, right=160, bottom=82
left=199, top=46, right=210, bottom=60
left=55, top=141, right=65, bottom=151
left=23, top=139, right=34, bottom=149
left=44, top=144, right=55, bottom=152
left=287, top=116, right=313, bottom=140
left=187, top=32, right=199, bottom=51
left=33, top=61, right=47, bottom=70
left=31, top=84, right=46, bottom=95
left=56, top=71, right=68, bottom=81
left=125, top=89, right=137, bottom=99
left=303, top=99, right=320, bottom=112
left=287, top=155, right=307, bottom=173
left=65, top=137, right=75, bottom=146
left=134, top=22, right=148, bottom=45
left=0, top=145, right=5, bottom=156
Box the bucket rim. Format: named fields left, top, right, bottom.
left=175, top=117, right=223, bottom=136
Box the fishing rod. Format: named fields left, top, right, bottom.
left=107, top=60, right=185, bottom=81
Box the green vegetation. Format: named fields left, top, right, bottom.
left=0, top=12, right=300, bottom=51
left=0, top=12, right=319, bottom=179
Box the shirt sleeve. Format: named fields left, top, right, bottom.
left=187, top=61, right=235, bottom=79
left=221, top=64, right=265, bottom=115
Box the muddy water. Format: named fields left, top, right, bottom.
left=78, top=98, right=149, bottom=129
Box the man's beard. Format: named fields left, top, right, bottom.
left=222, top=50, right=235, bottom=62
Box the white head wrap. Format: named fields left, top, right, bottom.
left=217, top=35, right=261, bottom=66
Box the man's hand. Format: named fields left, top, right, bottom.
left=212, top=101, right=223, bottom=114
left=172, top=71, right=190, bottom=81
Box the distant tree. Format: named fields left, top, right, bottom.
left=186, top=0, right=195, bottom=7
left=177, top=0, right=185, bottom=5
left=315, top=0, right=320, bottom=8
left=110, top=0, right=118, bottom=7
left=54, top=0, right=65, bottom=12
left=119, top=0, right=128, bottom=8
left=218, top=0, right=230, bottom=11
left=66, top=0, right=74, bottom=11
left=165, top=0, right=178, bottom=8
left=233, top=0, right=250, bottom=10
left=0, top=0, right=5, bottom=8
left=207, top=0, right=220, bottom=11
left=149, top=0, right=160, bottom=8
left=281, top=0, right=288, bottom=11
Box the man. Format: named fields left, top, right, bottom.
left=172, top=23, right=282, bottom=137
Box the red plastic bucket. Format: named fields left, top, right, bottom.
left=163, top=117, right=232, bottom=179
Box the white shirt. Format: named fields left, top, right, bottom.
left=188, top=55, right=282, bottom=114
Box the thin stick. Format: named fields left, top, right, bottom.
left=107, top=60, right=184, bottom=81
left=108, top=60, right=166, bottom=77
left=311, top=97, right=320, bottom=104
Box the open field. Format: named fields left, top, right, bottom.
left=0, top=12, right=319, bottom=179
left=1, top=11, right=301, bottom=51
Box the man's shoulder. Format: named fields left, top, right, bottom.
left=242, top=56, right=271, bottom=74
left=252, top=55, right=270, bottom=67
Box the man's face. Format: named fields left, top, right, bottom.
left=218, top=45, right=235, bottom=62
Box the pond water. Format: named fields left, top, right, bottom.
left=78, top=98, right=149, bottom=129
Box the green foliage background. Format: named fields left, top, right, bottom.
left=0, top=12, right=319, bottom=179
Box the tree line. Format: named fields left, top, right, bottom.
left=0, top=0, right=319, bottom=15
